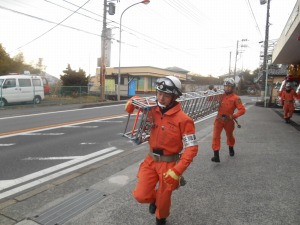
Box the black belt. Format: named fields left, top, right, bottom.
left=217, top=114, right=231, bottom=121
left=285, top=100, right=294, bottom=103
left=149, top=151, right=180, bottom=162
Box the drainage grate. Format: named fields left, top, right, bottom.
left=32, top=189, right=106, bottom=225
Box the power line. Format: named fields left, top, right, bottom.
left=0, top=5, right=100, bottom=38
left=5, top=0, right=92, bottom=53
left=163, top=0, right=203, bottom=27
left=245, top=0, right=263, bottom=40
left=59, top=0, right=197, bottom=56
left=44, top=0, right=102, bottom=23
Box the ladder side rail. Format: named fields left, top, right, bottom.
left=195, top=96, right=206, bottom=120
left=193, top=96, right=205, bottom=120
left=196, top=95, right=206, bottom=118
left=189, top=97, right=199, bottom=117
left=184, top=98, right=195, bottom=117
left=134, top=109, right=151, bottom=144
left=202, top=95, right=212, bottom=117
left=205, top=94, right=216, bottom=116
left=188, top=97, right=201, bottom=120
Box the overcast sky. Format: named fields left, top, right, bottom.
left=0, top=0, right=297, bottom=78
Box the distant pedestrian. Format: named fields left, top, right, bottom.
left=125, top=76, right=198, bottom=225
left=211, top=78, right=246, bottom=163
left=281, top=82, right=297, bottom=123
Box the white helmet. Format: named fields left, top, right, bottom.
left=155, top=76, right=182, bottom=96
left=223, top=78, right=236, bottom=87
left=286, top=82, right=291, bottom=90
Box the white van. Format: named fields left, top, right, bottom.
left=0, top=75, right=45, bottom=107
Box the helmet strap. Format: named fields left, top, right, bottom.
left=157, top=101, right=166, bottom=109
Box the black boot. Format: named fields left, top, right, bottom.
left=156, top=218, right=166, bottom=225
left=149, top=202, right=156, bottom=214
left=287, top=117, right=291, bottom=123
left=285, top=118, right=289, bottom=123
left=229, top=146, right=235, bottom=157
left=211, top=151, right=220, bottom=163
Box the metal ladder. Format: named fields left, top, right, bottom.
left=123, top=90, right=224, bottom=144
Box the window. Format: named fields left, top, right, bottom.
left=19, top=79, right=31, bottom=87
left=137, top=77, right=144, bottom=92
left=32, top=79, right=42, bottom=86
left=4, top=79, right=16, bottom=88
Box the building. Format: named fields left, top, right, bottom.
left=89, top=66, right=187, bottom=99
left=272, top=0, right=300, bottom=65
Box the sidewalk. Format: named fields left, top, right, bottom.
left=9, top=104, right=300, bottom=225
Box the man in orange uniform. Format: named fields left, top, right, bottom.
left=126, top=76, right=198, bottom=225
left=281, top=82, right=297, bottom=123
left=211, top=78, right=246, bottom=163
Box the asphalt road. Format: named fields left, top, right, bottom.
left=0, top=102, right=144, bottom=202
left=0, top=97, right=299, bottom=225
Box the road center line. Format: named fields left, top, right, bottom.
left=0, top=114, right=127, bottom=139
left=0, top=104, right=125, bottom=120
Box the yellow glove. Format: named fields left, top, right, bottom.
left=163, top=168, right=180, bottom=186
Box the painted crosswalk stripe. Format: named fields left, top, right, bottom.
left=0, top=147, right=117, bottom=191
left=0, top=148, right=123, bottom=200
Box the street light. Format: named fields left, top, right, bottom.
left=117, top=0, right=150, bottom=101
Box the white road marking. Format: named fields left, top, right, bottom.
left=0, top=149, right=123, bottom=200
left=0, top=115, right=126, bottom=139
left=0, top=104, right=125, bottom=120
left=22, top=157, right=81, bottom=160
left=20, top=133, right=64, bottom=136
left=80, top=142, right=97, bottom=145
left=0, top=147, right=117, bottom=191
left=65, top=126, right=99, bottom=128
left=94, top=121, right=123, bottom=123
left=0, top=144, right=15, bottom=146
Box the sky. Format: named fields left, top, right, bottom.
left=0, top=0, right=297, bottom=78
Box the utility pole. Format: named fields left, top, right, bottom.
left=100, top=0, right=107, bottom=101
left=233, top=40, right=239, bottom=79
left=229, top=51, right=232, bottom=76
left=262, top=0, right=270, bottom=106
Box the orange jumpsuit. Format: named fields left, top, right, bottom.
left=212, top=93, right=245, bottom=151
left=281, top=89, right=297, bottom=119
left=132, top=102, right=198, bottom=219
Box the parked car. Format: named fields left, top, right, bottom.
left=0, top=75, right=45, bottom=107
